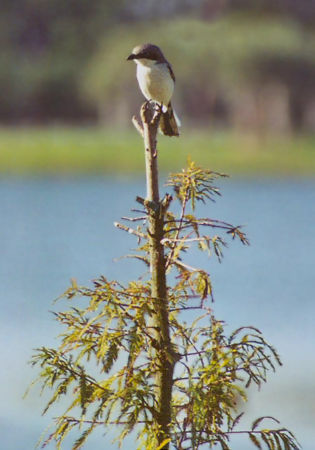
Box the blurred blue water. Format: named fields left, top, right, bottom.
left=0, top=176, right=314, bottom=449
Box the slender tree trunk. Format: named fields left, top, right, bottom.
left=140, top=102, right=175, bottom=447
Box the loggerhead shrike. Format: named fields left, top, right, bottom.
left=127, top=43, right=180, bottom=137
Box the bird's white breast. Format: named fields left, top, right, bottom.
left=135, top=59, right=174, bottom=107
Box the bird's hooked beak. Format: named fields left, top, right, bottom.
left=127, top=53, right=136, bottom=61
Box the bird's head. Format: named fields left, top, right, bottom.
left=127, top=44, right=166, bottom=63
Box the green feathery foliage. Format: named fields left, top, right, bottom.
left=28, top=160, right=300, bottom=449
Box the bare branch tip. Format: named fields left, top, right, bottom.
left=132, top=115, right=144, bottom=137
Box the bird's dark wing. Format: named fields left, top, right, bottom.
left=167, top=62, right=176, bottom=83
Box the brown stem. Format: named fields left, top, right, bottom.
left=138, top=101, right=177, bottom=448
left=141, top=102, right=160, bottom=203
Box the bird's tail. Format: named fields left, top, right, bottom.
left=159, top=102, right=180, bottom=137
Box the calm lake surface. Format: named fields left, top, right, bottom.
left=0, top=176, right=314, bottom=449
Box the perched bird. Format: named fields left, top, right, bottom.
left=127, top=43, right=180, bottom=137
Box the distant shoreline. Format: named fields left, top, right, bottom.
left=0, top=126, right=314, bottom=176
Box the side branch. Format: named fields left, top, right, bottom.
left=132, top=115, right=144, bottom=137
left=114, top=221, right=147, bottom=239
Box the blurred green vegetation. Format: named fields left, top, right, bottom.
left=82, top=15, right=315, bottom=133
left=84, top=15, right=314, bottom=93
left=1, top=1, right=314, bottom=177
left=2, top=1, right=315, bottom=135
left=1, top=127, right=314, bottom=176
left=0, top=0, right=127, bottom=122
